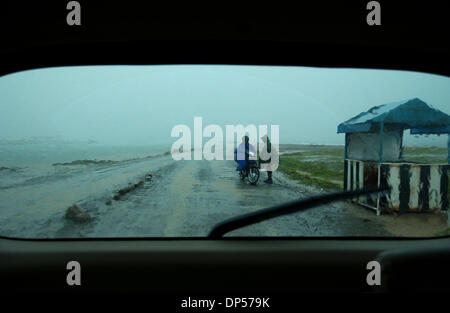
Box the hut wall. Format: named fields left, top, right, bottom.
left=380, top=163, right=449, bottom=213
left=345, top=159, right=449, bottom=213
left=347, top=130, right=402, bottom=162
left=345, top=160, right=379, bottom=210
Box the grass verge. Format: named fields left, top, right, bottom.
left=434, top=227, right=450, bottom=237
left=278, top=153, right=343, bottom=190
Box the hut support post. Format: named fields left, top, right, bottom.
left=399, top=131, right=404, bottom=160
left=344, top=133, right=348, bottom=159
left=447, top=134, right=449, bottom=164
left=376, top=164, right=381, bottom=216
left=378, top=122, right=384, bottom=163
left=376, top=121, right=384, bottom=216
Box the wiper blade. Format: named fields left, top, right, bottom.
left=208, top=187, right=390, bottom=238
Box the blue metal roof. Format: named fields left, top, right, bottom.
left=337, top=98, right=450, bottom=134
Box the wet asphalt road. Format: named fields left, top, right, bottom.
left=66, top=157, right=392, bottom=238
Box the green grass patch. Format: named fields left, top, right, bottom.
left=402, top=146, right=448, bottom=164
left=280, top=158, right=343, bottom=181
left=403, top=146, right=447, bottom=154
left=278, top=145, right=448, bottom=191
left=434, top=227, right=450, bottom=237
left=279, top=150, right=344, bottom=190
left=283, top=148, right=344, bottom=158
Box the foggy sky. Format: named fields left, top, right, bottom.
left=1, top=65, right=449, bottom=146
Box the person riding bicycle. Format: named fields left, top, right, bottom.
left=234, top=135, right=256, bottom=173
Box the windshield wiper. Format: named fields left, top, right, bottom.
left=208, top=187, right=390, bottom=238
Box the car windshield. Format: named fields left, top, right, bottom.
left=0, top=65, right=449, bottom=238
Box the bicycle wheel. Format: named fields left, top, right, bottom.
left=247, top=167, right=260, bottom=185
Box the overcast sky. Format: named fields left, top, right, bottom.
left=1, top=65, right=449, bottom=146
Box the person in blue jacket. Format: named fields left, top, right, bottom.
left=234, top=135, right=256, bottom=172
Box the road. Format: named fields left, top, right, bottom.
left=54, top=156, right=392, bottom=238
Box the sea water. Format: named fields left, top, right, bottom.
left=0, top=142, right=169, bottom=187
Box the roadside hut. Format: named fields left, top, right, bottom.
left=337, top=98, right=450, bottom=215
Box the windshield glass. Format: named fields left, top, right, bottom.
left=0, top=65, right=449, bottom=238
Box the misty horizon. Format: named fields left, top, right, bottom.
left=1, top=65, right=449, bottom=147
